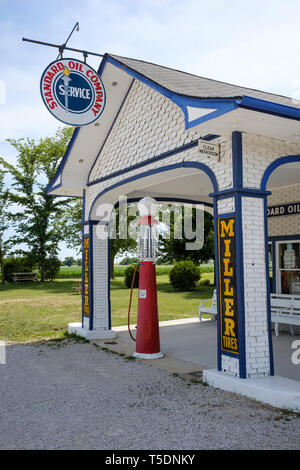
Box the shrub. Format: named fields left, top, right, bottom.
left=169, top=260, right=201, bottom=291
left=43, top=257, right=61, bottom=281
left=3, top=257, right=35, bottom=283
left=124, top=264, right=140, bottom=288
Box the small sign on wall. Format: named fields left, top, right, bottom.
left=267, top=202, right=300, bottom=217
left=83, top=236, right=90, bottom=316
left=218, top=216, right=239, bottom=355
left=139, top=289, right=147, bottom=299
left=198, top=139, right=220, bottom=160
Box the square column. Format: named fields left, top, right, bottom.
left=68, top=222, right=116, bottom=340
left=214, top=192, right=273, bottom=378
left=212, top=132, right=273, bottom=379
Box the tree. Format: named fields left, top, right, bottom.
left=63, top=256, right=76, bottom=266
left=0, top=127, right=74, bottom=281
left=56, top=201, right=138, bottom=279
left=0, top=171, right=13, bottom=283
left=119, top=256, right=139, bottom=265
left=158, top=207, right=214, bottom=265
left=55, top=198, right=83, bottom=253
left=109, top=206, right=137, bottom=279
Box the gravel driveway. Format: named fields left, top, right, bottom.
left=0, top=339, right=299, bottom=450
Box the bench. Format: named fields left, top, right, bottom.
left=72, top=280, right=82, bottom=294
left=199, top=289, right=218, bottom=321
left=271, top=293, right=300, bottom=336
left=12, top=272, right=38, bottom=283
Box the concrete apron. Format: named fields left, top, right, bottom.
left=71, top=318, right=300, bottom=413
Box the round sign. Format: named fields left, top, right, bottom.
left=40, top=58, right=106, bottom=126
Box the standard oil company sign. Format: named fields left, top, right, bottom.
left=40, top=58, right=106, bottom=126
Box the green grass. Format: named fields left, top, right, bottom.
left=0, top=271, right=215, bottom=344
left=58, top=263, right=215, bottom=278
left=110, top=273, right=214, bottom=327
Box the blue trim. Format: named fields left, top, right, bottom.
left=216, top=211, right=236, bottom=219
left=210, top=187, right=271, bottom=199
left=88, top=135, right=219, bottom=187
left=88, top=161, right=218, bottom=221
left=46, top=127, right=81, bottom=194
left=104, top=56, right=300, bottom=128
left=268, top=234, right=300, bottom=241
left=214, top=199, right=222, bottom=372
left=238, top=95, right=300, bottom=122
left=89, top=222, right=94, bottom=330
left=232, top=131, right=243, bottom=188
left=235, top=194, right=246, bottom=378
left=81, top=189, right=85, bottom=327
left=264, top=196, right=274, bottom=376
left=232, top=132, right=246, bottom=377
left=107, top=235, right=112, bottom=330
left=172, top=96, right=237, bottom=129
left=103, top=56, right=238, bottom=130
left=88, top=78, right=135, bottom=184
left=261, top=155, right=300, bottom=190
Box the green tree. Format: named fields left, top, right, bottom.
left=63, top=256, right=76, bottom=266
left=0, top=127, right=74, bottom=281
left=0, top=171, right=12, bottom=283
left=158, top=207, right=214, bottom=265
left=56, top=201, right=138, bottom=279
left=55, top=198, right=83, bottom=253
left=106, top=206, right=137, bottom=279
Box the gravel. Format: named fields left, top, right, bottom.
left=0, top=340, right=299, bottom=450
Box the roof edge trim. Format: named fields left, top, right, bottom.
left=46, top=127, right=81, bottom=194
left=237, top=95, right=300, bottom=121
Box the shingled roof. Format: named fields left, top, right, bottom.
left=108, top=54, right=300, bottom=109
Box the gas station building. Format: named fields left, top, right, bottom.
left=47, top=54, right=300, bottom=409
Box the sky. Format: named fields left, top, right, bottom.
left=1, top=0, right=300, bottom=259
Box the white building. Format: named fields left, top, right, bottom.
left=48, top=54, right=300, bottom=408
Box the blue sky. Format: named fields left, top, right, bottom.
left=1, top=0, right=300, bottom=259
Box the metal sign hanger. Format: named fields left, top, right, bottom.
left=22, top=22, right=104, bottom=62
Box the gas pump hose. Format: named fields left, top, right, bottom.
left=127, top=264, right=139, bottom=342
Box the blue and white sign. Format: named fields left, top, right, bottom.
left=40, top=58, right=106, bottom=126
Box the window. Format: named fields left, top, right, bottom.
left=277, top=242, right=300, bottom=294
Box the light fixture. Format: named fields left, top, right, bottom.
left=112, top=81, right=117, bottom=86
left=79, top=159, right=84, bottom=163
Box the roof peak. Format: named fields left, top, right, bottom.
left=106, top=53, right=298, bottom=106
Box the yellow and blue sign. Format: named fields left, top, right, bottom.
left=83, top=236, right=90, bottom=316
left=40, top=58, right=106, bottom=126
left=218, top=216, right=239, bottom=354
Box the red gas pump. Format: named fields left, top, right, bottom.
left=128, top=197, right=163, bottom=359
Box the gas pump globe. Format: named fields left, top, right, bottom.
left=138, top=216, right=158, bottom=261
left=132, top=197, right=163, bottom=359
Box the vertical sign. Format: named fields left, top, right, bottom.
left=83, top=236, right=90, bottom=316
left=218, top=217, right=239, bottom=354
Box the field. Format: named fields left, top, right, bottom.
left=0, top=267, right=215, bottom=344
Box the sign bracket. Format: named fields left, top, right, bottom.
left=22, top=37, right=104, bottom=59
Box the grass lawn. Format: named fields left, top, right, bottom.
left=0, top=273, right=215, bottom=344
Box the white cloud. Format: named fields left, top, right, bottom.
left=1, top=0, right=300, bottom=141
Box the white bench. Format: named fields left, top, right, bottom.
left=271, top=293, right=300, bottom=336
left=199, top=289, right=217, bottom=322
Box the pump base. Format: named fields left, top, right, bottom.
left=133, top=351, right=164, bottom=360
